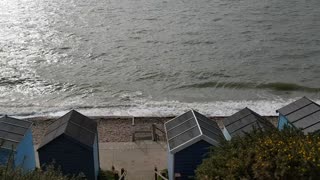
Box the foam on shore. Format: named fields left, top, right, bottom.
left=17, top=98, right=316, bottom=118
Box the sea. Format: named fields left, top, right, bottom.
left=0, top=0, right=319, bottom=117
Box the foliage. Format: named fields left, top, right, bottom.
left=0, top=140, right=84, bottom=180
left=196, top=128, right=320, bottom=180
left=0, top=165, right=82, bottom=180
left=99, top=169, right=115, bottom=180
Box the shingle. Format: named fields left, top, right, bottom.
left=0, top=139, right=18, bottom=150
left=38, top=120, right=69, bottom=148
left=224, top=108, right=272, bottom=138
left=78, top=128, right=96, bottom=147
left=69, top=111, right=97, bottom=133
left=0, top=117, right=32, bottom=128
left=277, top=97, right=320, bottom=133
left=44, top=119, right=62, bottom=136
left=0, top=122, right=28, bottom=135
left=201, top=127, right=222, bottom=141
left=165, top=110, right=224, bottom=152
left=166, top=118, right=197, bottom=139
left=303, top=122, right=320, bottom=134
left=38, top=110, right=97, bottom=149
left=223, top=108, right=252, bottom=127
left=194, top=111, right=221, bottom=132
left=168, top=126, right=200, bottom=150
left=0, top=131, right=24, bottom=142
left=226, top=114, right=258, bottom=134
left=293, top=111, right=320, bottom=130
left=0, top=116, right=32, bottom=150
left=193, top=110, right=224, bottom=140
left=230, top=121, right=262, bottom=137
left=165, top=111, right=194, bottom=130
left=277, top=97, right=312, bottom=116
left=286, top=104, right=320, bottom=123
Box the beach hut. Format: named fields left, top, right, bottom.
left=222, top=107, right=274, bottom=140
left=0, top=115, right=36, bottom=171
left=37, top=110, right=99, bottom=180
left=276, top=97, right=320, bottom=134
left=164, top=110, right=224, bottom=180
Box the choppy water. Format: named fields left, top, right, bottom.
left=0, top=0, right=320, bottom=117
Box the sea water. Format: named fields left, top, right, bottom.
left=0, top=0, right=319, bottom=117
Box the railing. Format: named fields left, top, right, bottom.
left=110, top=166, right=127, bottom=180
left=152, top=123, right=166, bottom=142
left=154, top=167, right=168, bottom=180
left=131, top=123, right=166, bottom=142
left=132, top=130, right=153, bottom=141
left=119, top=168, right=127, bottom=180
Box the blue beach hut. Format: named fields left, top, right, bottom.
left=0, top=115, right=36, bottom=171
left=276, top=97, right=320, bottom=134
left=222, top=107, right=274, bottom=140
left=37, top=110, right=99, bottom=180
left=164, top=110, right=224, bottom=180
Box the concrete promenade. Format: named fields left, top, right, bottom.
left=35, top=141, right=168, bottom=180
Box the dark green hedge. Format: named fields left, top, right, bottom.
left=196, top=128, right=320, bottom=179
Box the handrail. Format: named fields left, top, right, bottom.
left=154, top=166, right=168, bottom=180
left=134, top=130, right=152, bottom=133
left=154, top=126, right=165, bottom=134
left=152, top=123, right=166, bottom=142
left=119, top=169, right=127, bottom=180
left=155, top=171, right=168, bottom=180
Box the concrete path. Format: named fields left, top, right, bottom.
left=35, top=141, right=168, bottom=180
left=99, top=141, right=167, bottom=180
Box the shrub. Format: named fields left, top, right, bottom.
left=99, top=169, right=115, bottom=180
left=0, top=165, right=82, bottom=180
left=196, top=128, right=320, bottom=179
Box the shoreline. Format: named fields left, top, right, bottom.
left=27, top=116, right=278, bottom=144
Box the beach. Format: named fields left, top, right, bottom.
left=28, top=116, right=278, bottom=144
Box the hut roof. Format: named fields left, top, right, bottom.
left=38, top=110, right=97, bottom=150
left=164, top=110, right=224, bottom=154
left=0, top=115, right=32, bottom=150
left=224, top=107, right=273, bottom=137
left=276, top=97, right=320, bottom=133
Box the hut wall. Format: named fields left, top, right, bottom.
left=15, top=129, right=36, bottom=171
left=167, top=151, right=174, bottom=180
left=0, top=148, right=13, bottom=166
left=93, top=135, right=99, bottom=180
left=38, top=135, right=95, bottom=180
left=174, top=140, right=212, bottom=179
left=222, top=127, right=232, bottom=140
left=278, top=114, right=291, bottom=130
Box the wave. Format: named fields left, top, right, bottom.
left=7, top=98, right=320, bottom=118
left=177, top=81, right=320, bottom=92
left=0, top=77, right=27, bottom=86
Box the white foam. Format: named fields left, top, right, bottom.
left=38, top=98, right=320, bottom=118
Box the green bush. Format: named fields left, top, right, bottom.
left=0, top=165, right=82, bottom=180
left=196, top=128, right=320, bottom=180
left=99, top=169, right=115, bottom=180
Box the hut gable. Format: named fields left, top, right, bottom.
left=0, top=115, right=32, bottom=151
left=165, top=110, right=224, bottom=180
left=164, top=110, right=223, bottom=154
left=37, top=110, right=99, bottom=180
left=223, top=107, right=273, bottom=138
left=38, top=135, right=95, bottom=179
left=38, top=110, right=97, bottom=150
left=0, top=115, right=35, bottom=171
left=276, top=97, right=320, bottom=133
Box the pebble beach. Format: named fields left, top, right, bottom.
left=28, top=116, right=278, bottom=145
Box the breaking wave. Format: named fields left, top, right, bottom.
left=178, top=81, right=320, bottom=92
